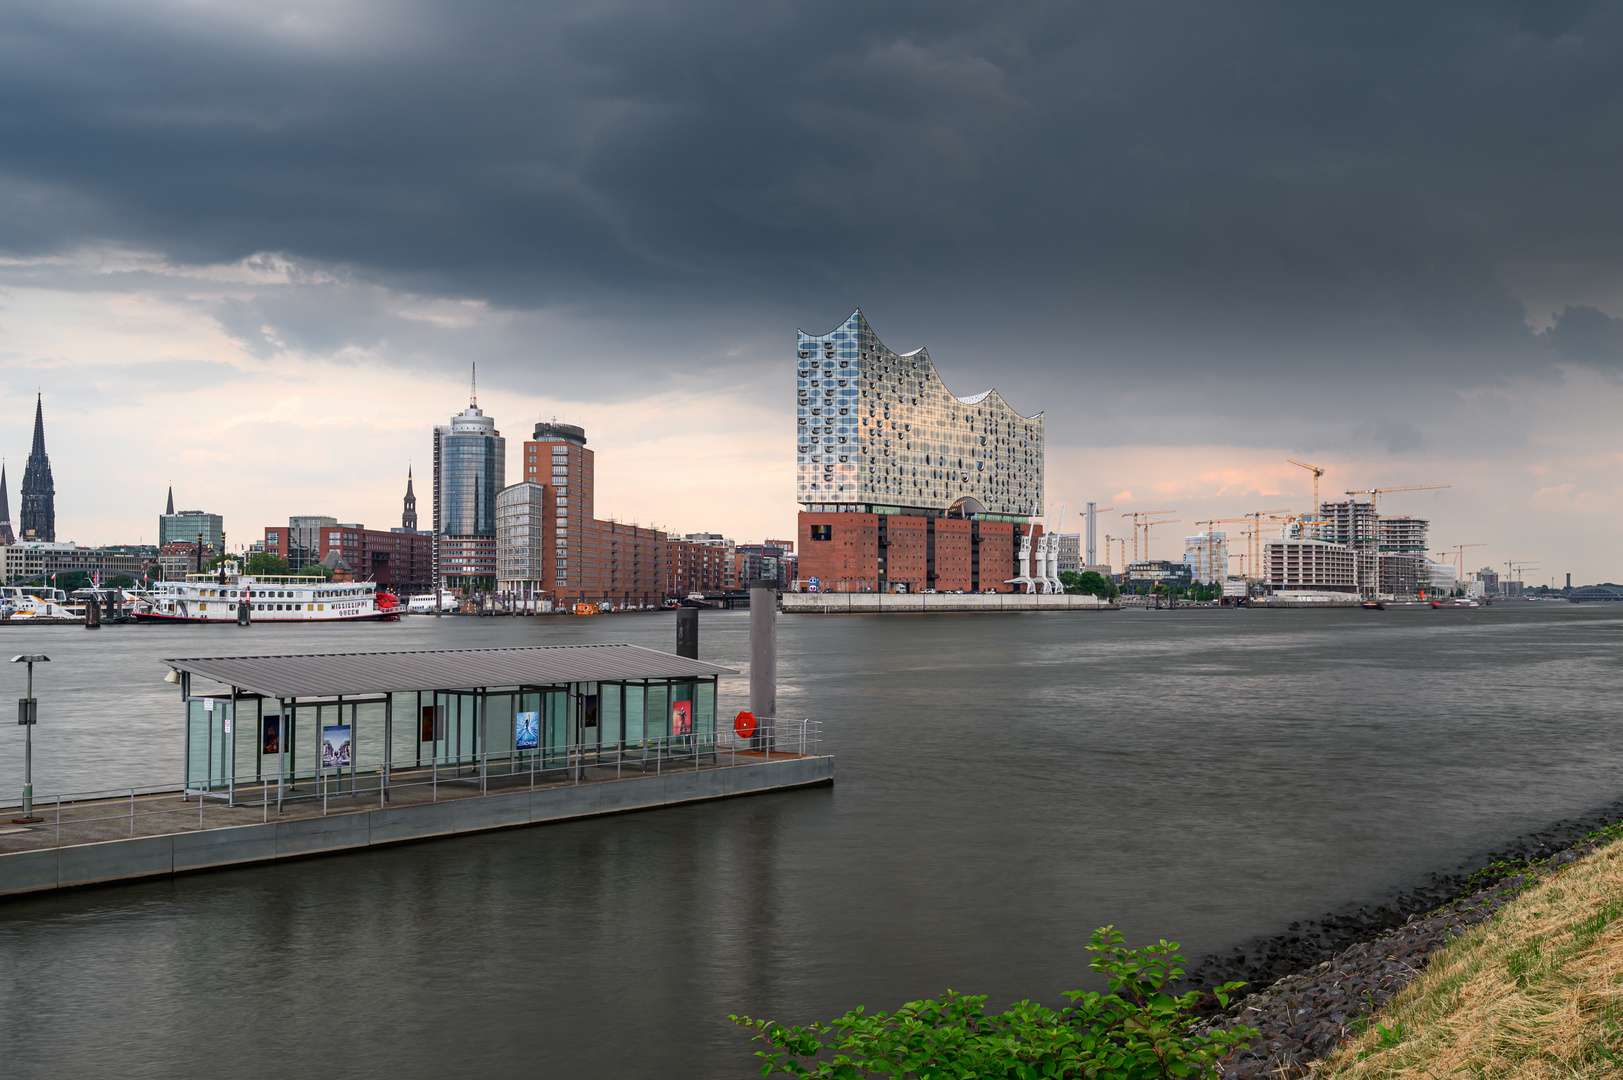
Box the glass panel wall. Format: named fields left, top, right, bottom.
left=696, top=681, right=716, bottom=744
left=644, top=683, right=668, bottom=743
left=185, top=698, right=233, bottom=792
left=543, top=689, right=569, bottom=766
left=624, top=684, right=645, bottom=746
left=600, top=685, right=623, bottom=749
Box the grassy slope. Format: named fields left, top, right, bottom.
left=1319, top=839, right=1623, bottom=1079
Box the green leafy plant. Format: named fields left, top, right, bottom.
left=732, top=926, right=1253, bottom=1078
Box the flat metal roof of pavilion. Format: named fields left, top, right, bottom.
left=165, top=644, right=738, bottom=700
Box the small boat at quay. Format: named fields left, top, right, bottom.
left=406, top=592, right=461, bottom=614
left=0, top=586, right=83, bottom=623
left=130, top=574, right=399, bottom=623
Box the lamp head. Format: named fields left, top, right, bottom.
left=10, top=654, right=49, bottom=663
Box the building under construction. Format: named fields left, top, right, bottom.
left=1263, top=500, right=1434, bottom=599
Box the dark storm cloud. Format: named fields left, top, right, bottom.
left=3, top=0, right=1623, bottom=388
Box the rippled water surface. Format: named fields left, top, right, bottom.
left=2, top=605, right=1621, bottom=1079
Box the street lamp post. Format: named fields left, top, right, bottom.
left=11, top=653, right=49, bottom=824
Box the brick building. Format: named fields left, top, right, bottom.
left=264, top=522, right=433, bottom=594
left=516, top=422, right=667, bottom=608
left=157, top=540, right=204, bottom=581
left=796, top=514, right=1034, bottom=593
left=666, top=537, right=730, bottom=595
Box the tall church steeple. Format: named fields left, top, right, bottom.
left=165, top=485, right=174, bottom=516
left=19, top=394, right=54, bottom=542
left=0, top=462, right=13, bottom=546
left=402, top=466, right=418, bottom=531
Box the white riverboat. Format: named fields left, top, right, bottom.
left=405, top=592, right=461, bottom=614
left=0, top=586, right=83, bottom=622
left=130, top=574, right=399, bottom=624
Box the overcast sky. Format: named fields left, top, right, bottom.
left=1, top=1, right=1621, bottom=582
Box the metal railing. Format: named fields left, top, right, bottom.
left=0, top=719, right=822, bottom=849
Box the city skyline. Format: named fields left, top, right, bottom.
left=1, top=6, right=1621, bottom=581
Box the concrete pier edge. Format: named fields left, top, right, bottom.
left=0, top=755, right=833, bottom=899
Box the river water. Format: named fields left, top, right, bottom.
left=2, top=604, right=1621, bottom=1078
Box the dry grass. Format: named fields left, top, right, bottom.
left=1317, top=840, right=1623, bottom=1079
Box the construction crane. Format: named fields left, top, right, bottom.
left=1102, top=534, right=1132, bottom=573
left=1140, top=519, right=1181, bottom=563
left=1342, top=484, right=1451, bottom=513
left=1120, top=510, right=1176, bottom=563
left=1286, top=459, right=1326, bottom=510
left=1506, top=560, right=1539, bottom=591
left=1435, top=543, right=1484, bottom=585
left=1242, top=510, right=1290, bottom=581
left=1193, top=519, right=1253, bottom=580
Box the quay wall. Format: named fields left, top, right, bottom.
left=0, top=756, right=833, bottom=899
left=1249, top=596, right=1363, bottom=609
left=783, top=593, right=1115, bottom=614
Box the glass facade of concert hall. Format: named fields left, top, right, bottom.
left=796, top=310, right=1043, bottom=519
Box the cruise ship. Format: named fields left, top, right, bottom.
left=130, top=574, right=399, bottom=623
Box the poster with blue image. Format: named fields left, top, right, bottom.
left=515, top=711, right=540, bottom=750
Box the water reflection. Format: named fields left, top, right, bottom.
left=2, top=606, right=1622, bottom=1078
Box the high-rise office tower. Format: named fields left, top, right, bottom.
left=433, top=379, right=505, bottom=589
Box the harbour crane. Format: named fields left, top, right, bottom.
left=1286, top=459, right=1326, bottom=510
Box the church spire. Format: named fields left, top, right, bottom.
left=19, top=393, right=55, bottom=542
left=402, top=464, right=418, bottom=532
left=165, top=485, right=174, bottom=516
left=0, top=462, right=13, bottom=546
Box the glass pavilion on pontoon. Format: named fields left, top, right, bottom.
left=167, top=644, right=735, bottom=807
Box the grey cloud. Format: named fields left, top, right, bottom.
left=1539, top=305, right=1623, bottom=364
left=1, top=1, right=1622, bottom=396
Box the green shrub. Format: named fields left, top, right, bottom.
left=733, top=926, right=1252, bottom=1078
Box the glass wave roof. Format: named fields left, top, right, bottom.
left=796, top=310, right=1044, bottom=516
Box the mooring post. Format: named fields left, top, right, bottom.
left=676, top=606, right=697, bottom=659
left=749, top=579, right=776, bottom=753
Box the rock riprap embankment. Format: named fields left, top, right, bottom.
left=1198, top=839, right=1610, bottom=1080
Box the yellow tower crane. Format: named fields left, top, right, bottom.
left=1120, top=510, right=1177, bottom=563
left=1342, top=484, right=1451, bottom=513
left=1286, top=459, right=1326, bottom=511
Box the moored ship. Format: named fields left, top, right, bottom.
left=130, top=574, right=399, bottom=623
